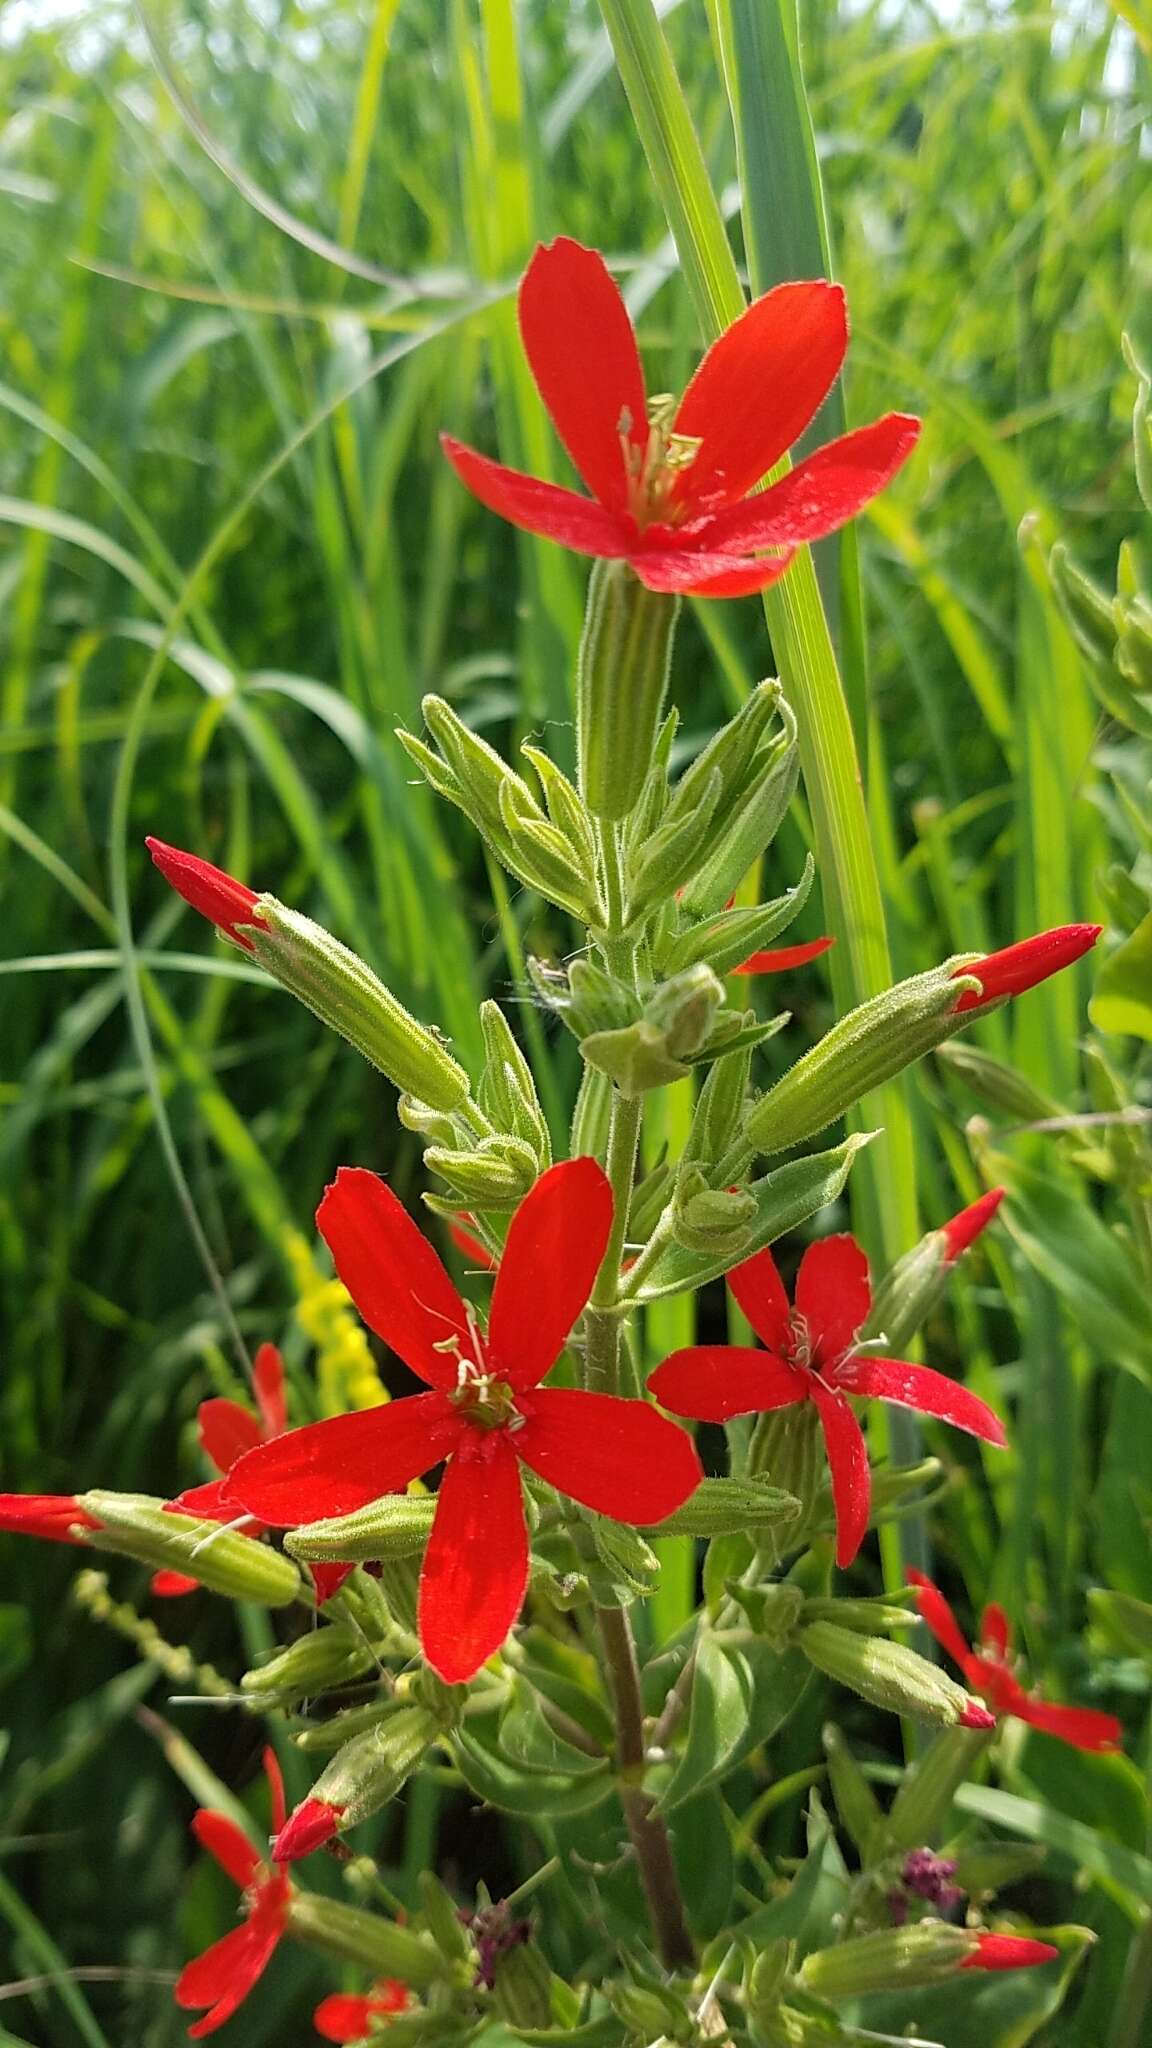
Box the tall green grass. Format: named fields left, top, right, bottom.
left=0, top=1, right=1147, bottom=2040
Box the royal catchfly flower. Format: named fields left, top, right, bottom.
left=950, top=925, right=1101, bottom=1013
left=441, top=237, right=919, bottom=597
left=648, top=1234, right=1006, bottom=1567
left=146, top=838, right=267, bottom=951
left=314, top=1983, right=412, bottom=2042
left=175, top=1749, right=292, bottom=2038
left=228, top=1158, right=702, bottom=1683
left=907, top=1570, right=1122, bottom=1752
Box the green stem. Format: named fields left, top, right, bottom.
left=596, top=1602, right=696, bottom=1971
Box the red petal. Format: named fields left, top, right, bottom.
left=646, top=1346, right=803, bottom=1424
left=311, top=1560, right=356, bottom=1604
left=1014, top=1695, right=1123, bottom=1753
left=629, top=542, right=792, bottom=594
left=151, top=1568, right=199, bottom=1597
left=192, top=1810, right=262, bottom=1890
left=228, top=1393, right=463, bottom=1526
left=263, top=1748, right=287, bottom=1836
left=810, top=1379, right=871, bottom=1567
left=699, top=414, right=920, bottom=551
left=440, top=436, right=633, bottom=556
left=516, top=1387, right=703, bottom=1522
left=198, top=1398, right=264, bottom=1475
left=962, top=1934, right=1060, bottom=1972
left=274, top=1796, right=343, bottom=1863
left=980, top=1601, right=1012, bottom=1659
left=671, top=281, right=848, bottom=512
left=656, top=549, right=798, bottom=599
left=168, top=1478, right=242, bottom=1522
left=941, top=1188, right=1006, bottom=1263
left=838, top=1356, right=1007, bottom=1446
left=317, top=1167, right=471, bottom=1390
left=0, top=1493, right=98, bottom=1544
left=314, top=1994, right=381, bottom=2043
left=795, top=1235, right=871, bottom=1368
left=517, top=237, right=648, bottom=516
left=733, top=937, right=835, bottom=975
left=418, top=1431, right=528, bottom=1683
left=952, top=925, right=1101, bottom=1012
left=176, top=1916, right=283, bottom=2035
left=449, top=1218, right=497, bottom=1270
left=488, top=1158, right=613, bottom=1389
left=727, top=1246, right=793, bottom=1353
left=906, top=1569, right=977, bottom=1673
left=145, top=838, right=264, bottom=953
left=254, top=1343, right=287, bottom=1437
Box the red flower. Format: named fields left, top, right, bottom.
left=442, top=237, right=919, bottom=598
left=733, top=936, right=835, bottom=976
left=0, top=1494, right=99, bottom=1545
left=448, top=1216, right=497, bottom=1270
left=175, top=1750, right=292, bottom=2038
left=314, top=1984, right=412, bottom=2042
left=147, top=837, right=267, bottom=952
left=962, top=1933, right=1060, bottom=1971
left=274, top=1795, right=343, bottom=1864
left=940, top=1187, right=1005, bottom=1264
left=951, top=925, right=1101, bottom=1013
left=648, top=1234, right=1006, bottom=1568
left=154, top=1345, right=290, bottom=1599
left=229, top=1159, right=703, bottom=1683
left=907, top=1571, right=1122, bottom=1753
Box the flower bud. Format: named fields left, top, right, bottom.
left=146, top=839, right=266, bottom=949
left=580, top=1019, right=693, bottom=1094
left=681, top=1043, right=754, bottom=1170
left=745, top=1938, right=791, bottom=2029
left=248, top=900, right=471, bottom=1112
left=609, top=1981, right=693, bottom=2040
left=863, top=1188, right=1005, bottom=1354
left=822, top=1723, right=882, bottom=1857
left=288, top=1892, right=445, bottom=1989
left=592, top=1520, right=660, bottom=1597
left=1049, top=542, right=1119, bottom=667
left=950, top=925, right=1101, bottom=1014
left=423, top=1136, right=538, bottom=1207
left=745, top=968, right=966, bottom=1157
left=417, top=1872, right=474, bottom=1965
left=286, top=1495, right=436, bottom=1566
left=626, top=1158, right=674, bottom=1244
left=678, top=694, right=800, bottom=916
left=645, top=966, right=725, bottom=1060
left=671, top=1174, right=759, bottom=1257
left=799, top=1622, right=995, bottom=1729
left=477, top=1001, right=550, bottom=1165
left=662, top=860, right=815, bottom=982
left=626, top=770, right=723, bottom=916
left=78, top=1491, right=299, bottom=1605
left=489, top=1940, right=554, bottom=2029
left=577, top=559, right=681, bottom=820
left=643, top=1477, right=799, bottom=1538
left=276, top=1704, right=439, bottom=1858
left=798, top=1921, right=982, bottom=1998
left=397, top=1094, right=458, bottom=1144
left=241, top=1625, right=379, bottom=1703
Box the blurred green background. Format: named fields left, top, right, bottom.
left=0, top=1, right=1149, bottom=2042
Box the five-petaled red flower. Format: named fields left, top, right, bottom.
left=154, top=1343, right=288, bottom=1598
left=175, top=1749, right=292, bottom=2038
left=648, top=1234, right=1005, bottom=1567
left=229, top=1158, right=702, bottom=1683
left=314, top=1983, right=412, bottom=2041
left=907, top=1570, right=1122, bottom=1753
left=441, top=237, right=919, bottom=598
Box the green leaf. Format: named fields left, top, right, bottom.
left=451, top=1718, right=612, bottom=1819
left=656, top=1629, right=753, bottom=1813
left=953, top=1784, right=1152, bottom=1912
left=1091, top=913, right=1152, bottom=1039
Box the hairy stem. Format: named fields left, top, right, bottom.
left=597, top=1601, right=696, bottom=1971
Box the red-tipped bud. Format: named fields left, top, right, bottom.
left=146, top=837, right=266, bottom=952
left=273, top=1796, right=344, bottom=1864
left=959, top=1700, right=998, bottom=1730
left=941, top=1187, right=1006, bottom=1263
left=314, top=1984, right=412, bottom=2042
left=0, top=1494, right=99, bottom=1545
left=961, top=1932, right=1060, bottom=1972
left=951, top=925, right=1101, bottom=1013
left=733, top=935, right=835, bottom=976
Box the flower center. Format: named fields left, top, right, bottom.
left=618, top=395, right=702, bottom=530
left=785, top=1310, right=814, bottom=1373
left=436, top=1307, right=522, bottom=1431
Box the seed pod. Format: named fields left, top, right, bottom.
left=287, top=1891, right=445, bottom=1989
left=287, top=1496, right=436, bottom=1566
left=279, top=1703, right=439, bottom=1850
left=577, top=559, right=681, bottom=821
left=241, top=1625, right=378, bottom=1702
